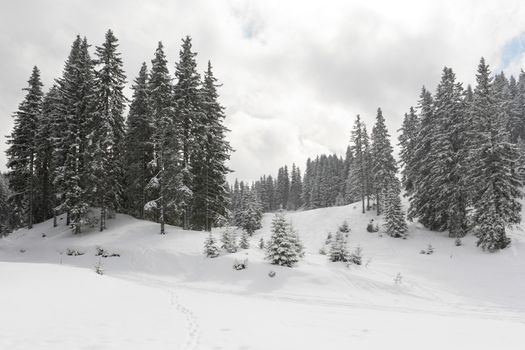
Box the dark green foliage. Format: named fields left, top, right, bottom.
left=88, top=30, right=128, bottom=231
left=191, top=61, right=232, bottom=231
left=6, top=66, right=44, bottom=229
left=370, top=108, right=397, bottom=215
left=123, top=63, right=154, bottom=219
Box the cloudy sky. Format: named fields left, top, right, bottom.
left=1, top=0, right=525, bottom=182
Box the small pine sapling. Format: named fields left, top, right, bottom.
left=349, top=246, right=362, bottom=265
left=204, top=232, right=220, bottom=258
left=221, top=226, right=238, bottom=253
left=239, top=230, right=250, bottom=249
left=266, top=212, right=303, bottom=267
left=329, top=231, right=350, bottom=262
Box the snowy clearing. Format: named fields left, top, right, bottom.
left=1, top=202, right=525, bottom=349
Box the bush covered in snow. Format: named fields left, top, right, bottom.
left=66, top=248, right=84, bottom=256
left=420, top=243, right=434, bottom=255
left=203, top=233, right=220, bottom=258
left=367, top=219, right=379, bottom=233
left=233, top=258, right=248, bottom=270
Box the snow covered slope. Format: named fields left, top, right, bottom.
left=1, top=203, right=525, bottom=349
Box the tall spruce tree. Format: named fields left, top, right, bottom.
left=191, top=61, right=232, bottom=230
left=54, top=37, right=95, bottom=234
left=398, top=107, right=419, bottom=194
left=173, top=36, right=203, bottom=229
left=349, top=115, right=367, bottom=213
left=89, top=29, right=127, bottom=231
left=275, top=166, right=290, bottom=209
left=0, top=174, right=11, bottom=235
left=362, top=124, right=372, bottom=211
left=288, top=163, right=302, bottom=210
left=146, top=41, right=174, bottom=234
left=370, top=108, right=397, bottom=215
left=124, top=63, right=154, bottom=219
left=469, top=58, right=522, bottom=251
left=34, top=85, right=59, bottom=223
left=407, top=87, right=446, bottom=230
left=430, top=67, right=469, bottom=237
left=6, top=66, right=44, bottom=229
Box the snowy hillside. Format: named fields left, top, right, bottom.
left=1, top=203, right=525, bottom=349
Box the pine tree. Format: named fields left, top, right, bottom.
left=123, top=63, right=154, bottom=219
left=145, top=42, right=175, bottom=234
left=275, top=166, right=290, bottom=209
left=0, top=174, right=12, bottom=235
left=54, top=37, right=95, bottom=234
left=362, top=125, right=372, bottom=211
left=220, top=226, right=238, bottom=253
left=35, top=85, right=59, bottom=223
left=370, top=108, right=397, bottom=215
left=287, top=163, right=302, bottom=210
left=192, top=61, right=232, bottom=230
left=266, top=211, right=303, bottom=267
left=509, top=71, right=525, bottom=143
left=469, top=58, right=522, bottom=251
left=236, top=189, right=263, bottom=235
left=302, top=158, right=313, bottom=208
left=383, top=182, right=408, bottom=238
left=343, top=146, right=356, bottom=203
left=407, top=86, right=446, bottom=230
left=349, top=115, right=367, bottom=213
left=398, top=107, right=419, bottom=194
left=203, top=232, right=220, bottom=258
left=329, top=230, right=350, bottom=262
left=6, top=66, right=44, bottom=229
left=173, top=36, right=203, bottom=229
left=433, top=68, right=469, bottom=237
left=239, top=230, right=250, bottom=249
left=89, top=29, right=128, bottom=231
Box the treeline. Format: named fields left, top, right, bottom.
left=229, top=58, right=525, bottom=251
left=400, top=58, right=523, bottom=251
left=230, top=106, right=407, bottom=239
left=231, top=108, right=398, bottom=216
left=2, top=30, right=232, bottom=235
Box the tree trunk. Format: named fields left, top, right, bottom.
left=100, top=207, right=105, bottom=232
left=41, top=158, right=49, bottom=222
left=53, top=209, right=57, bottom=227
left=376, top=191, right=380, bottom=216
left=28, top=155, right=34, bottom=229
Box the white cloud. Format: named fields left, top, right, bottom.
left=1, top=0, right=525, bottom=182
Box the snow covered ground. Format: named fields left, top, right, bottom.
left=1, top=203, right=525, bottom=349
